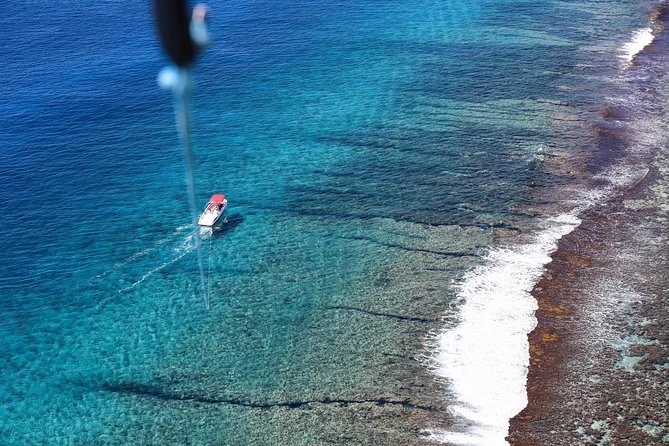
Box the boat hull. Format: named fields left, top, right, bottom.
left=198, top=201, right=227, bottom=227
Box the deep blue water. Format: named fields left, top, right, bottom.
left=0, top=0, right=656, bottom=444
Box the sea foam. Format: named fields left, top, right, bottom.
left=619, top=27, right=654, bottom=66
left=425, top=213, right=581, bottom=445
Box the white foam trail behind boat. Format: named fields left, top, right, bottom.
left=118, top=229, right=202, bottom=292
left=619, top=27, right=654, bottom=66
left=425, top=213, right=581, bottom=445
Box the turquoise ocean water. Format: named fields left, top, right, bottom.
left=0, top=0, right=662, bottom=444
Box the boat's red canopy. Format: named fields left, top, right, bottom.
left=211, top=194, right=226, bottom=203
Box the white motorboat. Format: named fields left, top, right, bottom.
left=198, top=194, right=227, bottom=227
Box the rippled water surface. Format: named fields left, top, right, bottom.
left=0, top=0, right=659, bottom=444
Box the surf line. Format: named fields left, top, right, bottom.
left=424, top=213, right=581, bottom=446
left=619, top=27, right=655, bottom=67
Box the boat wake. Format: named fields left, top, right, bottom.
left=118, top=234, right=195, bottom=293
left=87, top=224, right=214, bottom=308
left=93, top=224, right=193, bottom=281
left=118, top=227, right=213, bottom=293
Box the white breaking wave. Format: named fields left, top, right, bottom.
left=619, top=27, right=654, bottom=66
left=425, top=213, right=581, bottom=446
left=422, top=19, right=665, bottom=445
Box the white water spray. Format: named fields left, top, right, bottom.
left=619, top=27, right=654, bottom=66
left=425, top=213, right=581, bottom=445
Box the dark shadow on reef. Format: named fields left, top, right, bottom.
left=212, top=213, right=244, bottom=236
left=98, top=381, right=438, bottom=412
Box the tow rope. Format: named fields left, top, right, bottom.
left=153, top=1, right=211, bottom=308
